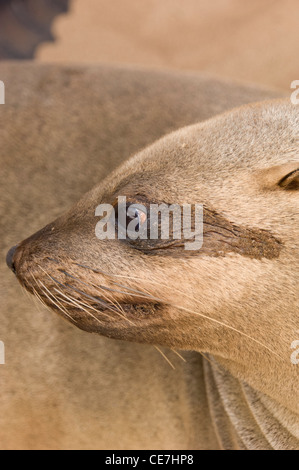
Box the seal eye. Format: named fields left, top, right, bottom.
left=126, top=206, right=147, bottom=233
left=115, top=203, right=148, bottom=236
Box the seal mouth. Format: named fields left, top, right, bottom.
left=61, top=299, right=161, bottom=318
left=11, top=250, right=164, bottom=334
left=37, top=290, right=162, bottom=333
left=18, top=263, right=161, bottom=329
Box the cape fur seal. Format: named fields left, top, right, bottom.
left=2, top=63, right=297, bottom=450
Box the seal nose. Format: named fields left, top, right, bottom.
left=6, top=245, right=18, bottom=274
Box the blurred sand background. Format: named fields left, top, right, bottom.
left=36, top=0, right=299, bottom=91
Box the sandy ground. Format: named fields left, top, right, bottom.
left=36, top=0, right=299, bottom=90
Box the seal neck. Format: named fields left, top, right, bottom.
left=203, top=356, right=299, bottom=450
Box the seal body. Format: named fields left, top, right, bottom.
left=3, top=63, right=297, bottom=450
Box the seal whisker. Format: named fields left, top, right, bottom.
left=174, top=304, right=281, bottom=360
left=37, top=279, right=77, bottom=323
left=47, top=271, right=137, bottom=326
left=76, top=266, right=278, bottom=358
left=89, top=286, right=136, bottom=326
left=22, top=282, right=48, bottom=316
left=91, top=282, right=155, bottom=302
left=154, top=346, right=176, bottom=370
left=72, top=263, right=166, bottom=300
left=39, top=266, right=113, bottom=322
left=40, top=287, right=72, bottom=320
left=62, top=269, right=160, bottom=308
left=30, top=259, right=281, bottom=361
left=32, top=283, right=77, bottom=329
left=73, top=269, right=280, bottom=360
left=40, top=267, right=116, bottom=314
left=20, top=284, right=33, bottom=302
left=53, top=287, right=97, bottom=313
left=72, top=263, right=158, bottom=298
left=31, top=271, right=75, bottom=322
left=57, top=280, right=136, bottom=325
left=72, top=264, right=159, bottom=296
left=60, top=269, right=156, bottom=304
left=30, top=273, right=52, bottom=309
left=170, top=347, right=219, bottom=369
left=55, top=270, right=158, bottom=326
left=170, top=349, right=187, bottom=363
left=38, top=267, right=107, bottom=325
left=31, top=286, right=49, bottom=312
left=37, top=265, right=114, bottom=324
left=54, top=288, right=108, bottom=324
left=108, top=281, right=158, bottom=301
left=53, top=287, right=111, bottom=323
left=64, top=282, right=130, bottom=321
left=92, top=278, right=157, bottom=300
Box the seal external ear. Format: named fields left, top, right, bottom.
left=258, top=162, right=299, bottom=190
left=278, top=168, right=299, bottom=190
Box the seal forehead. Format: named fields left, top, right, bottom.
left=134, top=99, right=299, bottom=176
left=96, top=100, right=298, bottom=207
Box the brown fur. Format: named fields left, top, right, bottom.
left=11, top=98, right=299, bottom=413
left=2, top=63, right=297, bottom=450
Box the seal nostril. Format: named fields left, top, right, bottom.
left=6, top=245, right=18, bottom=274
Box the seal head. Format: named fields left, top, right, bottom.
left=7, top=100, right=299, bottom=413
